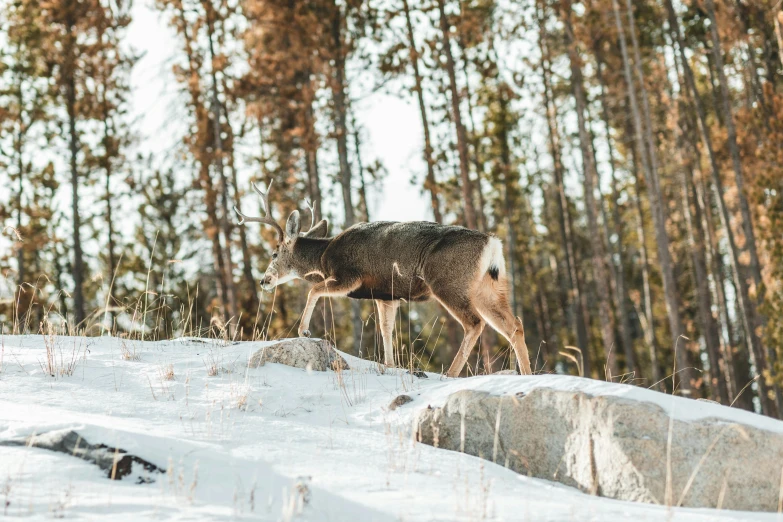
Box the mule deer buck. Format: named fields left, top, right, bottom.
left=235, top=181, right=531, bottom=377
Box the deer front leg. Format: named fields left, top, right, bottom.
left=298, top=278, right=360, bottom=338
left=375, top=300, right=399, bottom=367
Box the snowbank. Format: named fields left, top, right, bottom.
left=0, top=335, right=778, bottom=521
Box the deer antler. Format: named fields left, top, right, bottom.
left=234, top=180, right=285, bottom=242
left=303, top=199, right=317, bottom=233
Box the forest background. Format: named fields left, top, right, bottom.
left=2, top=0, right=783, bottom=417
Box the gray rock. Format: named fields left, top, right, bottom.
left=415, top=387, right=783, bottom=512
left=389, top=394, right=414, bottom=410
left=0, top=430, right=163, bottom=483
left=248, top=338, right=348, bottom=372
left=493, top=369, right=518, bottom=375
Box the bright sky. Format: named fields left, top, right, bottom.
left=127, top=0, right=430, bottom=226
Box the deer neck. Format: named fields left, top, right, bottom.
left=292, top=237, right=330, bottom=278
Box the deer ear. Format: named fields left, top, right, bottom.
left=285, top=210, right=301, bottom=240
left=303, top=219, right=329, bottom=238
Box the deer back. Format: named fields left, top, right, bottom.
left=319, top=221, right=493, bottom=301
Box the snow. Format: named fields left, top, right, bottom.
left=0, top=334, right=779, bottom=521
left=392, top=372, right=783, bottom=434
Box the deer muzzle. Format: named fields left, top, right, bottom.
left=260, top=271, right=277, bottom=292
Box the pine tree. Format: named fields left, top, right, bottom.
left=559, top=0, right=619, bottom=379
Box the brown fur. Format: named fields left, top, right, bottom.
left=248, top=210, right=531, bottom=377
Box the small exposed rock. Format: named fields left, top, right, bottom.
left=407, top=369, right=428, bottom=379
left=0, top=430, right=163, bottom=483
left=248, top=338, right=348, bottom=372
left=294, top=476, right=312, bottom=506
left=331, top=357, right=350, bottom=372
left=493, top=369, right=518, bottom=375
left=389, top=394, right=414, bottom=411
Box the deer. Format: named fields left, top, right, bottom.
left=235, top=180, right=532, bottom=377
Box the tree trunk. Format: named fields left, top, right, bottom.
left=595, top=52, right=637, bottom=377
left=539, top=9, right=590, bottom=376
left=465, top=45, right=494, bottom=365
left=498, top=86, right=517, bottom=373
left=560, top=1, right=618, bottom=380
left=330, top=5, right=363, bottom=354
left=103, top=120, right=116, bottom=331
left=303, top=79, right=323, bottom=216
left=55, top=237, right=69, bottom=321
left=224, top=119, right=260, bottom=321
left=665, top=0, right=778, bottom=417
left=12, top=52, right=27, bottom=302
left=733, top=264, right=760, bottom=411
left=629, top=143, right=661, bottom=387
left=204, top=3, right=238, bottom=326
left=400, top=0, right=461, bottom=358
left=669, top=47, right=731, bottom=404
left=331, top=6, right=354, bottom=229
left=775, top=10, right=783, bottom=70
left=14, top=120, right=28, bottom=330
left=97, top=25, right=118, bottom=332
left=589, top=122, right=624, bottom=367
left=15, top=125, right=24, bottom=290
left=615, top=0, right=690, bottom=393
left=436, top=0, right=477, bottom=230
left=351, top=112, right=370, bottom=222
left=704, top=0, right=781, bottom=410
left=176, top=4, right=229, bottom=318
left=704, top=0, right=764, bottom=299
left=402, top=0, right=441, bottom=224
left=678, top=155, right=729, bottom=403
left=64, top=9, right=85, bottom=328
left=694, top=169, right=735, bottom=399
left=731, top=0, right=769, bottom=118
left=459, top=39, right=487, bottom=232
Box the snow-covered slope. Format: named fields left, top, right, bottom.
left=0, top=335, right=777, bottom=521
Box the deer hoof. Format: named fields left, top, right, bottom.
left=300, top=330, right=311, bottom=338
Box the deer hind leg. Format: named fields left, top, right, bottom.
left=429, top=287, right=485, bottom=378
left=299, top=278, right=360, bottom=338
left=474, top=275, right=532, bottom=375
left=375, top=300, right=399, bottom=367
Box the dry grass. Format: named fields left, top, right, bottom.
left=384, top=418, right=419, bottom=477
left=228, top=379, right=251, bottom=411
left=204, top=359, right=219, bottom=377
left=455, top=462, right=492, bottom=521
left=2, top=477, right=11, bottom=516
left=281, top=476, right=311, bottom=522
left=163, top=458, right=200, bottom=504
left=120, top=340, right=140, bottom=361
left=39, top=321, right=84, bottom=378
left=161, top=364, right=175, bottom=381
left=0, top=333, right=5, bottom=376
left=332, top=361, right=368, bottom=409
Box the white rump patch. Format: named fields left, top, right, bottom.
left=477, top=237, right=506, bottom=280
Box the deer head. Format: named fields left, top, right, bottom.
left=234, top=180, right=329, bottom=292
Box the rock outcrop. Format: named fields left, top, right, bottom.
left=1, top=430, right=163, bottom=482
left=248, top=338, right=348, bottom=372
left=415, top=387, right=783, bottom=512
